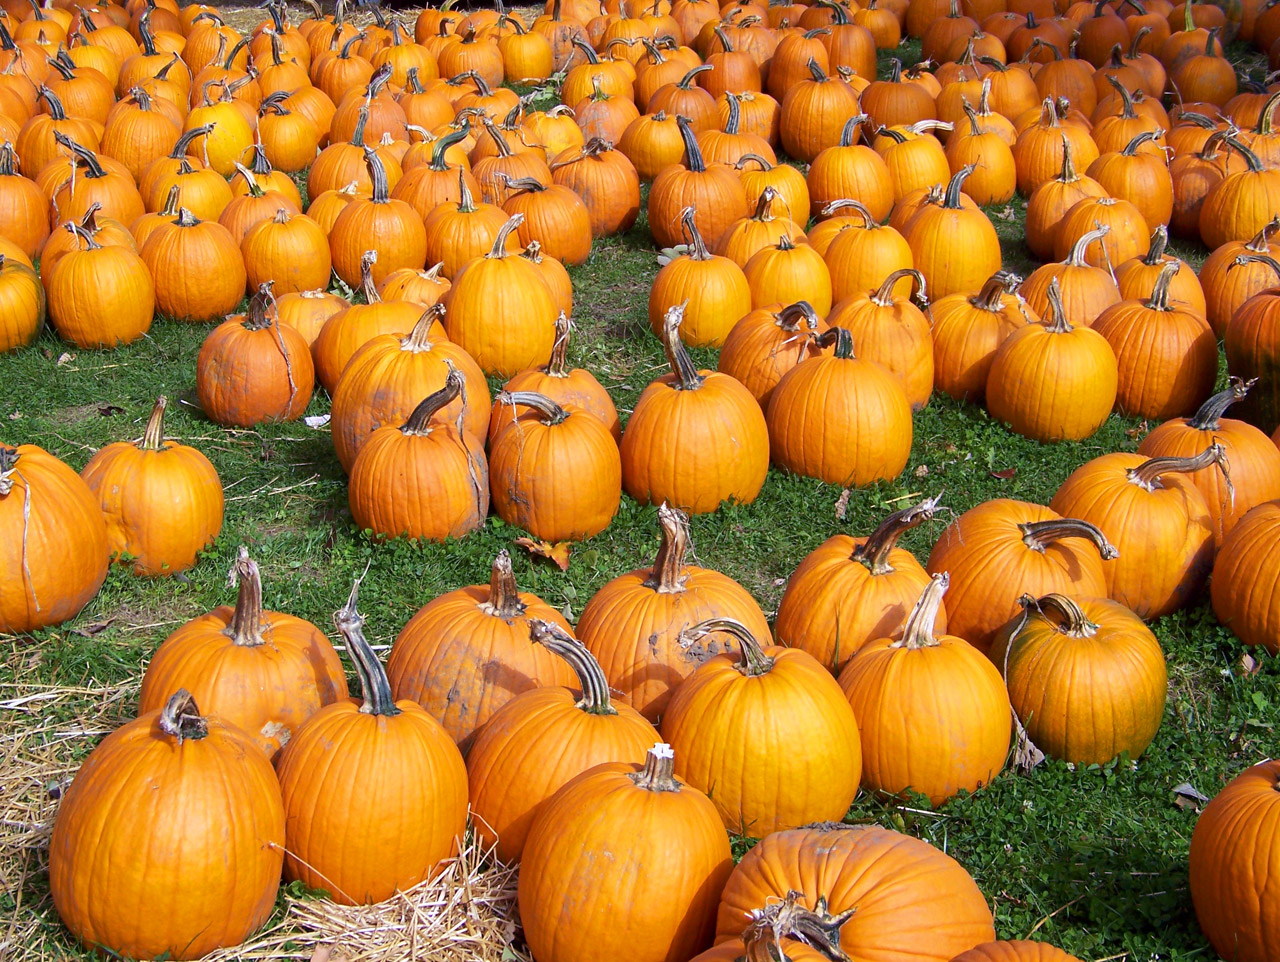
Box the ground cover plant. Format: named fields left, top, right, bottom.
left=1, top=1, right=1279, bottom=960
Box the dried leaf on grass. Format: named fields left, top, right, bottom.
left=514, top=537, right=572, bottom=571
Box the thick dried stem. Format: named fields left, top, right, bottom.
left=852, top=495, right=944, bottom=573
left=896, top=572, right=948, bottom=649
left=157, top=689, right=209, bottom=743
left=529, top=619, right=617, bottom=715
left=335, top=578, right=401, bottom=717
left=1020, top=517, right=1119, bottom=559
left=683, top=616, right=775, bottom=676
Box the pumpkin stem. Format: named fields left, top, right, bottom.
left=1143, top=258, right=1182, bottom=311
left=816, top=326, right=856, bottom=359
left=401, top=303, right=446, bottom=352
left=942, top=164, right=976, bottom=208
left=870, top=268, right=927, bottom=309
left=140, top=396, right=168, bottom=451
left=1121, top=128, right=1161, bottom=157
left=1141, top=224, right=1170, bottom=266
left=1019, top=517, right=1119, bottom=560
left=852, top=495, right=945, bottom=573
left=683, top=616, right=774, bottom=676
left=170, top=124, right=213, bottom=160
left=225, top=546, right=267, bottom=647
left=495, top=390, right=569, bottom=425
left=774, top=300, right=820, bottom=334
left=1188, top=376, right=1255, bottom=430
left=678, top=206, right=712, bottom=260
left=1019, top=592, right=1098, bottom=638
left=819, top=198, right=877, bottom=225
left=675, top=114, right=706, bottom=173
left=659, top=304, right=705, bottom=391
left=484, top=213, right=521, bottom=259
left=739, top=891, right=854, bottom=962
left=0, top=445, right=17, bottom=496
left=544, top=312, right=572, bottom=377
left=1231, top=252, right=1280, bottom=283
left=481, top=549, right=527, bottom=619
left=1245, top=216, right=1280, bottom=253
left=838, top=114, right=868, bottom=147
left=363, top=146, right=391, bottom=204
left=1105, top=77, right=1137, bottom=119
left=529, top=619, right=617, bottom=716
left=971, top=271, right=1023, bottom=311
left=1056, top=134, right=1082, bottom=183
left=1127, top=441, right=1233, bottom=498
left=156, top=689, right=209, bottom=743
left=646, top=502, right=692, bottom=594
left=52, top=130, right=106, bottom=178
left=630, top=743, right=681, bottom=792
left=401, top=365, right=464, bottom=436
left=357, top=250, right=381, bottom=302
left=1063, top=224, right=1110, bottom=270
left=896, top=572, right=948, bottom=650
left=335, top=578, right=402, bottom=717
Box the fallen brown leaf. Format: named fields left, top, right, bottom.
left=913, top=464, right=930, bottom=478
left=991, top=467, right=1017, bottom=480
left=1125, top=420, right=1149, bottom=440
left=515, top=537, right=571, bottom=571
left=834, top=488, right=851, bottom=521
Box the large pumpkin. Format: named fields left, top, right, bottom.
left=275, top=583, right=468, bottom=905
left=48, top=690, right=284, bottom=961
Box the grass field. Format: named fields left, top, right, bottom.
left=1, top=24, right=1277, bottom=962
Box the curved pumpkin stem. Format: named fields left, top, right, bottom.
left=1019, top=516, right=1119, bottom=560
left=1141, top=224, right=1171, bottom=266
left=675, top=114, right=706, bottom=173
left=139, top=396, right=168, bottom=452
left=1121, top=128, right=1161, bottom=156
left=819, top=198, right=878, bottom=225
left=774, top=300, right=821, bottom=333
left=529, top=619, right=617, bottom=716
left=896, top=572, right=948, bottom=650
left=941, top=164, right=976, bottom=209
left=494, top=390, right=569, bottom=425
left=335, top=577, right=401, bottom=717
left=838, top=113, right=868, bottom=147
left=1143, top=258, right=1182, bottom=312
left=816, top=325, right=856, bottom=359
left=358, top=250, right=381, bottom=303
left=1188, top=376, right=1255, bottom=430
left=683, top=616, right=774, bottom=676
left=738, top=890, right=854, bottom=962
left=544, top=312, right=573, bottom=377
left=971, top=271, right=1023, bottom=311
left=480, top=549, right=526, bottom=619
left=1106, top=75, right=1139, bottom=120
left=870, top=267, right=927, bottom=309
left=852, top=495, right=945, bottom=574
left=678, top=206, right=713, bottom=260
left=402, top=303, right=446, bottom=353
left=401, top=365, right=464, bottom=436
left=646, top=502, right=692, bottom=594
left=1231, top=252, right=1280, bottom=281
left=157, top=689, right=209, bottom=743
left=1245, top=216, right=1280, bottom=253
left=1127, top=441, right=1233, bottom=499
left=1062, top=224, right=1110, bottom=269
left=1018, top=592, right=1098, bottom=638
left=630, top=742, right=681, bottom=792
left=659, top=304, right=704, bottom=391
left=225, top=546, right=267, bottom=647
left=488, top=213, right=524, bottom=259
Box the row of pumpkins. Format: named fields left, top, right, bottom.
left=0, top=0, right=1276, bottom=960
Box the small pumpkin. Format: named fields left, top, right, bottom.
left=649, top=206, right=753, bottom=347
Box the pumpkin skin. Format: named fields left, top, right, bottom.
left=661, top=617, right=862, bottom=836
left=1139, top=378, right=1280, bottom=545
left=45, top=221, right=155, bottom=349
left=901, top=165, right=1003, bottom=300
left=926, top=498, right=1118, bottom=656
left=990, top=594, right=1167, bottom=764
left=931, top=271, right=1038, bottom=403
left=838, top=573, right=1011, bottom=805
left=196, top=285, right=315, bottom=427
left=649, top=206, right=753, bottom=348
left=467, top=621, right=660, bottom=864
left=952, top=941, right=1084, bottom=962
left=766, top=327, right=913, bottom=488
left=621, top=305, right=770, bottom=515
left=716, top=823, right=996, bottom=961
left=275, top=586, right=468, bottom=906
left=386, top=550, right=578, bottom=752
left=1189, top=759, right=1280, bottom=962
left=48, top=691, right=284, bottom=962
left=0, top=251, right=44, bottom=352
left=139, top=207, right=247, bottom=322
left=138, top=547, right=348, bottom=760
left=1211, top=500, right=1280, bottom=654
left=0, top=444, right=108, bottom=635
left=347, top=370, right=490, bottom=544
left=577, top=503, right=773, bottom=723
left=80, top=396, right=223, bottom=577
left=1225, top=253, right=1280, bottom=435
left=519, top=745, right=734, bottom=962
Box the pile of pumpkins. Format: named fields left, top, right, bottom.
left=1, top=0, right=1280, bottom=959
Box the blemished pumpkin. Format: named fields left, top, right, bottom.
left=80, top=396, right=223, bottom=576
left=661, top=616, right=862, bottom=836
left=466, top=620, right=660, bottom=864
left=275, top=582, right=468, bottom=905
left=576, top=503, right=774, bottom=723
left=137, top=546, right=348, bottom=760
left=991, top=593, right=1166, bottom=765
left=385, top=550, right=578, bottom=752
left=838, top=573, right=1012, bottom=805
left=0, top=444, right=108, bottom=635
left=48, top=691, right=284, bottom=961
left=519, top=744, right=734, bottom=962
left=716, top=823, right=997, bottom=960
left=1189, top=759, right=1280, bottom=962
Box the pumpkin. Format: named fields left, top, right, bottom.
left=0, top=140, right=48, bottom=257
left=1200, top=216, right=1280, bottom=337
left=80, top=396, right=223, bottom=577
left=621, top=305, right=770, bottom=514
left=196, top=283, right=314, bottom=426
left=779, top=57, right=865, bottom=162
left=716, top=823, right=996, bottom=960
left=776, top=496, right=946, bottom=674
left=1114, top=225, right=1207, bottom=315
left=550, top=137, right=642, bottom=237
left=1021, top=225, right=1122, bottom=329
left=877, top=122, right=953, bottom=204
left=0, top=250, right=44, bottom=352
left=823, top=200, right=915, bottom=306
left=946, top=101, right=1018, bottom=204
left=1225, top=253, right=1280, bottom=434
left=743, top=232, right=832, bottom=316
left=661, top=616, right=862, bottom=835
left=838, top=572, right=1011, bottom=805
left=952, top=942, right=1084, bottom=962
left=330, top=305, right=490, bottom=473
left=467, top=620, right=660, bottom=863
left=48, top=691, right=284, bottom=961
left=987, top=277, right=1119, bottom=443
left=717, top=299, right=829, bottom=410
left=519, top=744, right=733, bottom=962
left=647, top=114, right=748, bottom=249
left=990, top=593, right=1167, bottom=763
left=926, top=497, right=1118, bottom=656
left=767, top=326, right=913, bottom=486
left=1210, top=500, right=1280, bottom=654
left=649, top=206, right=752, bottom=347
left=347, top=368, right=489, bottom=544
left=932, top=270, right=1037, bottom=402
left=393, top=128, right=482, bottom=221
left=1200, top=136, right=1280, bottom=250
left=806, top=114, right=894, bottom=221
left=1189, top=759, right=1280, bottom=962
left=140, top=125, right=233, bottom=221
left=1012, top=98, right=1100, bottom=194
left=1139, top=377, right=1280, bottom=545
left=137, top=545, right=348, bottom=759
left=827, top=267, right=934, bottom=409
left=902, top=165, right=1002, bottom=300
left=329, top=146, right=428, bottom=288
left=619, top=109, right=685, bottom=180
left=386, top=549, right=578, bottom=751
left=1049, top=445, right=1223, bottom=616
left=501, top=175, right=593, bottom=266
left=275, top=583, right=468, bottom=905
left=139, top=207, right=246, bottom=321
left=45, top=220, right=154, bottom=348
left=0, top=444, right=108, bottom=634
left=489, top=390, right=622, bottom=541
left=1086, top=129, right=1174, bottom=229
left=1025, top=135, right=1108, bottom=260
left=576, top=502, right=773, bottom=722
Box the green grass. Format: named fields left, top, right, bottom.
left=3, top=30, right=1279, bottom=962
